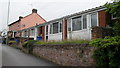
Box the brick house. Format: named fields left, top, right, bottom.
left=8, top=9, right=46, bottom=40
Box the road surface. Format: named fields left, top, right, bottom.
left=1, top=43, right=58, bottom=66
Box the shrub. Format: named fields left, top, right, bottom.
left=22, top=40, right=38, bottom=48
left=8, top=40, right=16, bottom=45
left=90, top=36, right=120, bottom=67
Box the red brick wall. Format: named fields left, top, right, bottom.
left=38, top=27, right=42, bottom=36
left=42, top=26, right=45, bottom=41
left=92, top=27, right=113, bottom=39
left=62, top=19, right=67, bottom=40
left=98, top=10, right=107, bottom=27
left=9, top=21, right=20, bottom=31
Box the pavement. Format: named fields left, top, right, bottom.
left=1, top=43, right=59, bottom=66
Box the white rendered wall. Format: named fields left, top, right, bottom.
left=48, top=33, right=62, bottom=41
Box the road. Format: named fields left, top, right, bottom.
left=1, top=43, right=58, bottom=66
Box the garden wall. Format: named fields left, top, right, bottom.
left=32, top=44, right=96, bottom=66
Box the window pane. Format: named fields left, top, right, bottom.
left=60, top=23, right=62, bottom=32
left=46, top=25, right=48, bottom=35
left=72, top=16, right=82, bottom=31
left=25, top=31, right=28, bottom=36
left=53, top=22, right=58, bottom=34
left=91, top=13, right=97, bottom=27
left=67, top=19, right=71, bottom=31
left=83, top=15, right=87, bottom=29
left=30, top=29, right=35, bottom=36
left=50, top=24, right=53, bottom=34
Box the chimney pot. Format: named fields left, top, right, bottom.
left=19, top=16, right=23, bottom=20
left=32, top=9, right=37, bottom=13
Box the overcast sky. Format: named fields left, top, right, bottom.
left=0, top=0, right=111, bottom=31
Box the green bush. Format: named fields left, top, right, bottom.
left=90, top=36, right=120, bottom=67
left=22, top=41, right=28, bottom=48
left=22, top=40, right=38, bottom=48
left=8, top=40, right=16, bottom=45
left=8, top=41, right=16, bottom=43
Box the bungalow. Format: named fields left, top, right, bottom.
left=43, top=6, right=113, bottom=41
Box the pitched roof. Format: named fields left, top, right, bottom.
left=8, top=19, right=20, bottom=26
left=45, top=6, right=105, bottom=24
left=8, top=12, right=46, bottom=26
left=18, top=5, right=106, bottom=31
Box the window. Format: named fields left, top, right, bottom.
left=50, top=24, right=53, bottom=34
left=60, top=23, right=62, bottom=32
left=23, top=24, right=25, bottom=27
left=91, top=13, right=97, bottom=27
left=53, top=22, right=59, bottom=34
left=46, top=25, right=48, bottom=35
left=67, top=20, right=71, bottom=31
left=72, top=16, right=82, bottom=31
left=24, top=31, right=28, bottom=37
left=112, top=14, right=117, bottom=19
left=50, top=22, right=62, bottom=34
left=83, top=15, right=87, bottom=29
left=30, top=29, right=35, bottom=36
left=18, top=24, right=20, bottom=28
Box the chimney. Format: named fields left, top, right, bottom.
left=32, top=9, right=37, bottom=13
left=19, top=16, right=23, bottom=20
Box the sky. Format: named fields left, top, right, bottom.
left=0, top=0, right=111, bottom=31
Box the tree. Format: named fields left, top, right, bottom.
left=105, top=1, right=120, bottom=36
left=0, top=29, right=7, bottom=37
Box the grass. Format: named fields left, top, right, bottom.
left=35, top=40, right=90, bottom=45
left=8, top=40, right=16, bottom=44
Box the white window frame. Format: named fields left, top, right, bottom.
left=82, top=14, right=87, bottom=29
left=90, top=12, right=99, bottom=27
left=30, top=29, right=35, bottom=36
left=53, top=22, right=59, bottom=34
left=51, top=21, right=62, bottom=34
left=50, top=24, right=53, bottom=34
left=111, top=14, right=118, bottom=20
left=58, top=21, right=63, bottom=33
left=46, top=25, right=48, bottom=35
left=71, top=16, right=82, bottom=31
